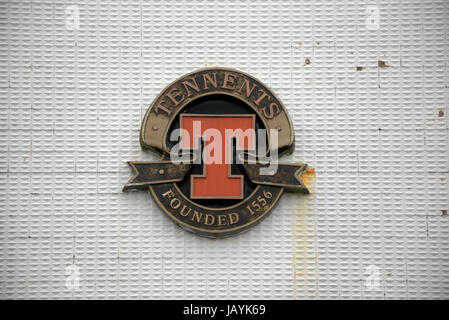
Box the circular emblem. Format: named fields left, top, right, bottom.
left=124, top=67, right=309, bottom=238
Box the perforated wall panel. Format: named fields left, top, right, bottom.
left=0, top=0, right=448, bottom=299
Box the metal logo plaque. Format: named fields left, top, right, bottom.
left=123, top=67, right=309, bottom=238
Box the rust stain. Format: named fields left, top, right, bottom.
left=378, top=60, right=388, bottom=68
left=301, top=168, right=316, bottom=194
left=293, top=167, right=317, bottom=299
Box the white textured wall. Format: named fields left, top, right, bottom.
left=1, top=0, right=448, bottom=299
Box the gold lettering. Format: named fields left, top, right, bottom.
left=180, top=205, right=192, bottom=217
left=203, top=72, right=217, bottom=89
left=191, top=210, right=203, bottom=223
left=217, top=215, right=226, bottom=226
left=237, top=78, right=257, bottom=98
left=162, top=189, right=175, bottom=199
left=221, top=72, right=236, bottom=90
left=263, top=103, right=281, bottom=119
left=204, top=214, right=215, bottom=225
left=165, top=87, right=184, bottom=106
left=170, top=198, right=181, bottom=209
left=182, top=77, right=200, bottom=96
left=228, top=213, right=239, bottom=224
left=154, top=104, right=172, bottom=116
left=254, top=89, right=271, bottom=106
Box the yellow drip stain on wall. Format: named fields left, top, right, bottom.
left=293, top=168, right=318, bottom=299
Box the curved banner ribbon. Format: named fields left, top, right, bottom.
left=123, top=161, right=309, bottom=194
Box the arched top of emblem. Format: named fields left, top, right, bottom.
left=140, top=67, right=295, bottom=155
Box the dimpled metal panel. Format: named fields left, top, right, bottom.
left=0, top=0, right=448, bottom=299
